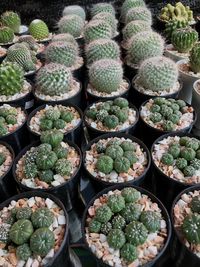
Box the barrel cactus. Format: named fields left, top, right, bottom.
left=140, top=211, right=161, bottom=233
left=122, top=20, right=151, bottom=42
left=0, top=26, right=14, bottom=44
left=189, top=42, right=200, bottom=73
left=51, top=33, right=78, bottom=48
left=182, top=214, right=200, bottom=244
left=90, top=3, right=115, bottom=17
left=137, top=56, right=178, bottom=92
left=121, top=187, right=141, bottom=203
left=127, top=31, right=164, bottom=66
left=125, top=221, right=148, bottom=246
left=9, top=219, right=34, bottom=245
left=40, top=129, right=64, bottom=148
left=29, top=19, right=49, bottom=41
left=165, top=19, right=189, bottom=40
left=1, top=11, right=21, bottom=33
left=36, top=150, right=57, bottom=170
left=171, top=27, right=198, bottom=53
left=16, top=243, right=32, bottom=261
left=63, top=5, right=86, bottom=21
left=58, top=15, right=84, bottom=38
left=95, top=204, right=113, bottom=223
left=86, top=39, right=120, bottom=66
left=16, top=207, right=32, bottom=220
left=120, top=0, right=146, bottom=22
left=105, top=144, right=124, bottom=159
left=125, top=7, right=152, bottom=25
left=107, top=229, right=126, bottom=249
left=36, top=63, right=73, bottom=96
left=55, top=158, right=72, bottom=176
left=120, top=243, right=138, bottom=263
left=89, top=59, right=123, bottom=93
left=114, top=157, right=131, bottom=173
left=107, top=194, right=125, bottom=213
left=92, top=12, right=117, bottom=37
left=18, top=35, right=39, bottom=51
left=31, top=208, right=54, bottom=228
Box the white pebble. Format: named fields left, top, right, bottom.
left=52, top=217, right=58, bottom=228
left=91, top=122, right=97, bottom=128
left=58, top=215, right=66, bottom=225
left=110, top=171, right=118, bottom=180
left=147, top=233, right=157, bottom=241
left=17, top=261, right=25, bottom=267
left=99, top=234, right=106, bottom=243
left=31, top=259, right=39, bottom=267
left=25, top=258, right=33, bottom=267
left=177, top=199, right=187, bottom=207
left=181, top=193, right=191, bottom=203
left=11, top=200, right=17, bottom=207
left=0, top=249, right=7, bottom=256
left=27, top=197, right=35, bottom=207
left=45, top=198, right=54, bottom=209
left=161, top=220, right=166, bottom=229
left=148, top=246, right=158, bottom=255
left=91, top=245, right=96, bottom=253
left=51, top=180, right=61, bottom=187
left=45, top=249, right=54, bottom=259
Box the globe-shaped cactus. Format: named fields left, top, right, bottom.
left=114, top=157, right=131, bottom=173
left=9, top=219, right=34, bottom=245
left=112, top=215, right=126, bottom=229
left=53, top=145, right=68, bottom=159
left=18, top=35, right=39, bottom=51
left=176, top=158, right=188, bottom=170
left=182, top=214, right=200, bottom=244
left=120, top=203, right=142, bottom=223
left=120, top=0, right=146, bottom=22
left=189, top=42, right=200, bottom=73
left=105, top=145, right=124, bottom=160
left=140, top=211, right=161, bottom=233
left=107, top=194, right=125, bottom=213
left=180, top=147, right=196, bottom=161
left=55, top=158, right=72, bottom=176
left=101, top=222, right=112, bottom=235
left=58, top=15, right=84, bottom=38
left=120, top=141, right=135, bottom=152
left=36, top=151, right=57, bottom=170
left=120, top=243, right=138, bottom=263
left=191, top=196, right=200, bottom=213
left=40, top=129, right=64, bottom=148
left=125, top=7, right=152, bottom=25
left=90, top=3, right=115, bottom=17
left=63, top=5, right=86, bottom=21
left=121, top=187, right=141, bottom=203
left=0, top=26, right=14, bottom=44
left=92, top=12, right=117, bottom=37
left=53, top=119, right=66, bottom=129
left=89, top=219, right=102, bottom=233
left=95, top=204, right=113, bottom=223
left=104, top=115, right=119, bottom=129
left=96, top=155, right=114, bottom=174
left=51, top=33, right=78, bottom=49
left=0, top=223, right=11, bottom=243
left=29, top=19, right=49, bottom=40
left=31, top=208, right=54, bottom=228
left=16, top=207, right=32, bottom=220
left=107, top=229, right=126, bottom=249
left=39, top=170, right=54, bottom=183
left=1, top=11, right=21, bottom=33
left=122, top=20, right=151, bottom=42
left=185, top=138, right=200, bottom=151
left=125, top=221, right=148, bottom=246
left=16, top=243, right=32, bottom=261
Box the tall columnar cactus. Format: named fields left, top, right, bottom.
left=51, top=33, right=78, bottom=48
left=127, top=31, right=164, bottom=66
left=36, top=63, right=73, bottom=96
left=58, top=15, right=84, bottom=38
left=122, top=20, right=151, bottom=42
left=120, top=0, right=146, bottom=22
left=92, top=12, right=117, bottom=37
left=0, top=11, right=21, bottom=33
left=18, top=35, right=39, bottom=51
left=189, top=42, right=200, bottom=73
left=83, top=20, right=112, bottom=44
left=45, top=41, right=79, bottom=67
left=86, top=39, right=120, bottom=66
left=62, top=5, right=86, bottom=21
left=89, top=59, right=123, bottom=93
left=137, top=56, right=178, bottom=92
left=90, top=3, right=115, bottom=17
left=0, top=62, right=24, bottom=96
left=29, top=19, right=49, bottom=40
left=0, top=26, right=14, bottom=44
left=125, top=7, right=152, bottom=25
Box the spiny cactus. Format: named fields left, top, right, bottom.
left=29, top=19, right=49, bottom=41
left=84, top=20, right=112, bottom=44
left=165, top=19, right=189, bottom=40
left=90, top=3, right=115, bottom=17
left=137, top=56, right=178, bottom=92
left=127, top=31, right=164, bottom=66
left=92, top=12, right=117, bottom=37
left=89, top=59, right=123, bottom=93
left=0, top=26, right=14, bottom=44
left=1, top=11, right=21, bottom=33
left=51, top=33, right=78, bottom=48
left=18, top=35, right=39, bottom=51
left=86, top=39, right=120, bottom=66
left=120, top=0, right=146, bottom=22
left=171, top=27, right=198, bottom=53
left=45, top=41, right=79, bottom=67
left=62, top=5, right=86, bottom=21
left=125, top=7, right=152, bottom=25
left=36, top=63, right=73, bottom=96
left=189, top=42, right=200, bottom=73
left=122, top=20, right=151, bottom=42
left=58, top=15, right=84, bottom=38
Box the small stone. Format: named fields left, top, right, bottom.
left=17, top=261, right=26, bottom=267
left=58, top=215, right=66, bottom=225
left=161, top=220, right=166, bottom=229
left=25, top=258, right=33, bottom=267
left=51, top=181, right=61, bottom=187
left=32, top=259, right=39, bottom=267
left=27, top=197, right=35, bottom=207
left=177, top=199, right=187, bottom=207
left=45, top=198, right=54, bottom=209
left=148, top=246, right=158, bottom=255
left=99, top=234, right=106, bottom=243
left=110, top=171, right=118, bottom=180
left=52, top=217, right=58, bottom=228
left=147, top=233, right=157, bottom=241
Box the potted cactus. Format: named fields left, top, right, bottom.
left=29, top=19, right=51, bottom=43
left=18, top=35, right=45, bottom=57
left=62, top=5, right=86, bottom=21
left=0, top=190, right=70, bottom=266
left=125, top=6, right=152, bottom=25
left=82, top=184, right=171, bottom=267
left=120, top=0, right=146, bottom=23
left=0, top=25, right=16, bottom=46
left=0, top=11, right=21, bottom=34
left=192, top=80, right=200, bottom=137
left=90, top=3, right=115, bottom=18
left=171, top=185, right=200, bottom=267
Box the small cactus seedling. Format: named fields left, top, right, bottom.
left=62, top=5, right=86, bottom=21
left=1, top=11, right=21, bottom=33
left=58, top=15, right=84, bottom=38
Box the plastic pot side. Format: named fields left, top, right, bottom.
left=164, top=44, right=188, bottom=63
left=192, top=79, right=200, bottom=132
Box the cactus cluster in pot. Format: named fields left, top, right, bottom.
left=18, top=35, right=40, bottom=52
left=51, top=33, right=78, bottom=48
left=29, top=19, right=50, bottom=41
left=0, top=11, right=21, bottom=34
left=58, top=14, right=85, bottom=38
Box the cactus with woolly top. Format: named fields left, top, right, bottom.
left=18, top=35, right=39, bottom=51
left=1, top=11, right=21, bottom=33
left=36, top=63, right=73, bottom=96
left=29, top=19, right=49, bottom=41
left=189, top=42, right=200, bottom=73
left=51, top=33, right=78, bottom=48
left=137, top=56, right=178, bottom=92
left=84, top=20, right=112, bottom=44
left=122, top=20, right=151, bottom=42
left=171, top=27, right=198, bottom=53
left=55, top=158, right=72, bottom=176
left=45, top=41, right=79, bottom=67
left=92, top=12, right=117, bottom=37
left=0, top=26, right=14, bottom=44
left=58, top=15, right=84, bottom=38
left=120, top=0, right=146, bottom=22
left=63, top=5, right=86, bottom=21
left=90, top=3, right=115, bottom=17
left=86, top=39, right=120, bottom=66
left=89, top=59, right=123, bottom=93
left=125, top=7, right=152, bottom=25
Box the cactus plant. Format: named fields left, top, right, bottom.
left=16, top=207, right=32, bottom=220
left=180, top=147, right=196, bottom=161
left=63, top=5, right=86, bottom=21
left=120, top=203, right=141, bottom=222
left=95, top=204, right=113, bottom=223
left=189, top=42, right=200, bottom=73
left=104, top=115, right=119, bottom=129
left=120, top=0, right=146, bottom=22
left=92, top=12, right=117, bottom=37
left=107, top=194, right=125, bottom=213
left=127, top=31, right=164, bottom=66
left=121, top=187, right=141, bottom=203
left=29, top=19, right=49, bottom=41
left=182, top=214, right=200, bottom=244
left=140, top=211, right=161, bottom=233
left=58, top=15, right=84, bottom=38
left=0, top=223, right=11, bottom=243
left=36, top=150, right=57, bottom=170
left=51, top=33, right=78, bottom=48
left=122, top=20, right=150, bottom=42
left=101, top=222, right=112, bottom=234
left=125, top=7, right=152, bottom=25
left=121, top=141, right=135, bottom=152
left=16, top=243, right=32, bottom=261
left=183, top=165, right=196, bottom=176
left=165, top=19, right=189, bottom=40
left=120, top=243, right=138, bottom=262
left=114, top=157, right=130, bottom=173
left=31, top=208, right=54, bottom=228
left=1, top=11, right=21, bottom=33
left=0, top=26, right=14, bottom=44
left=40, top=129, right=64, bottom=148
left=89, top=219, right=101, bottom=233
left=9, top=219, right=34, bottom=245
left=112, top=215, right=126, bottom=229
left=96, top=155, right=113, bottom=174
left=53, top=119, right=65, bottom=129
left=105, top=145, right=124, bottom=160
left=107, top=229, right=126, bottom=249
left=191, top=196, right=200, bottom=213
left=39, top=170, right=54, bottom=183
left=185, top=138, right=199, bottom=150
left=45, top=108, right=61, bottom=120
left=125, top=221, right=148, bottom=245
left=161, top=153, right=174, bottom=165
left=18, top=35, right=39, bottom=51
left=90, top=3, right=115, bottom=17
left=55, top=158, right=72, bottom=176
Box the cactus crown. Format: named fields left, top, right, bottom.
left=58, top=15, right=84, bottom=38
left=62, top=5, right=86, bottom=21
left=0, top=26, right=14, bottom=44
left=122, top=20, right=151, bottom=41
left=92, top=12, right=117, bottom=36
left=91, top=3, right=115, bottom=17
left=125, top=7, right=152, bottom=25
left=51, top=33, right=78, bottom=48
left=29, top=19, right=49, bottom=41
left=189, top=42, right=200, bottom=73
left=1, top=11, right=21, bottom=33
left=120, top=0, right=146, bottom=21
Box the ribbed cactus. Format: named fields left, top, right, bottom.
left=18, top=35, right=39, bottom=51
left=86, top=39, right=120, bottom=66
left=189, top=42, right=200, bottom=73
left=1, top=11, right=21, bottom=33
left=121, top=0, right=146, bottom=22
left=138, top=56, right=178, bottom=92
left=127, top=31, right=164, bottom=66
left=171, top=27, right=198, bottom=53
left=58, top=15, right=84, bottom=38
left=51, top=33, right=78, bottom=48
left=29, top=19, right=49, bottom=40
left=0, top=26, right=14, bottom=44
left=36, top=63, right=73, bottom=96
left=125, top=7, right=152, bottom=25
left=122, top=20, right=151, bottom=41
left=90, top=3, right=115, bottom=17
left=165, top=20, right=189, bottom=40
left=62, top=5, right=86, bottom=21
left=0, top=62, right=24, bottom=96
left=45, top=41, right=79, bottom=67
left=84, top=20, right=112, bottom=43
left=89, top=59, right=123, bottom=93
left=92, top=12, right=117, bottom=37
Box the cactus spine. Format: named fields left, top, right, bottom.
left=58, top=15, right=84, bottom=38
left=125, top=7, right=152, bottom=25
left=92, top=12, right=117, bottom=37
left=62, top=5, right=86, bottom=21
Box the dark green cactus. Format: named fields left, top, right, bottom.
left=124, top=151, right=138, bottom=165
left=105, top=145, right=124, bottom=160
left=53, top=119, right=66, bottom=129
left=101, top=222, right=112, bottom=235
left=9, top=219, right=34, bottom=245
left=16, top=243, right=32, bottom=261
left=88, top=219, right=101, bottom=233
left=36, top=151, right=57, bottom=170
left=161, top=153, right=174, bottom=165
left=180, top=148, right=196, bottom=161
left=39, top=170, right=54, bottom=183
left=104, top=115, right=119, bottom=129
left=107, top=229, right=126, bottom=249
left=120, top=141, right=135, bottom=152
left=191, top=196, right=200, bottom=213
left=120, top=243, right=138, bottom=263
left=53, top=145, right=68, bottom=159
left=189, top=42, right=200, bottom=73
left=40, top=118, right=53, bottom=131
left=140, top=211, right=161, bottom=233
left=125, top=221, right=148, bottom=246
left=16, top=207, right=32, bottom=220
left=121, top=187, right=141, bottom=203
left=95, top=205, right=113, bottom=223
left=182, top=214, right=200, bottom=244
left=176, top=158, right=188, bottom=170
left=168, top=144, right=181, bottom=158
left=120, top=203, right=142, bottom=223
left=96, top=155, right=113, bottom=174
left=31, top=207, right=54, bottom=228
left=114, top=157, right=131, bottom=173
left=112, top=215, right=126, bottom=229
left=40, top=129, right=64, bottom=148
left=107, top=194, right=125, bottom=213
left=60, top=110, right=74, bottom=122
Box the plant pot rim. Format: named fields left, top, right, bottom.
left=177, top=59, right=200, bottom=79
left=193, top=79, right=200, bottom=95
left=164, top=44, right=188, bottom=61
left=0, top=141, right=15, bottom=181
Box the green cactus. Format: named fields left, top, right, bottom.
left=96, top=155, right=113, bottom=174
left=191, top=196, right=200, bottom=213
left=183, top=165, right=196, bottom=177
left=107, top=229, right=126, bottom=249
left=58, top=15, right=84, bottom=38
left=180, top=148, right=196, bottom=161
left=60, top=110, right=74, bottom=122
left=53, top=145, right=68, bottom=159
left=138, top=56, right=178, bottom=92
left=38, top=143, right=52, bottom=153
left=90, top=3, right=115, bottom=17
left=125, top=7, right=152, bottom=25
left=16, top=243, right=32, bottom=261
left=114, top=157, right=131, bottom=173
left=124, top=151, right=138, bottom=165
left=29, top=19, right=49, bottom=40
left=176, top=158, right=188, bottom=170
left=120, top=0, right=146, bottom=22
left=191, top=159, right=200, bottom=170
left=185, top=138, right=200, bottom=151
left=182, top=214, right=200, bottom=244
left=63, top=5, right=86, bottom=21
left=36, top=63, right=73, bottom=96
left=112, top=215, right=126, bottom=229
left=168, top=144, right=181, bottom=158
left=165, top=20, right=189, bottom=40
left=96, top=141, right=106, bottom=153
left=101, top=222, right=112, bottom=235
left=86, top=39, right=120, bottom=66
left=36, top=151, right=57, bottom=170
left=39, top=170, right=54, bottom=183
left=24, top=163, right=38, bottom=179
left=179, top=136, right=190, bottom=146
left=104, top=115, right=119, bottom=129
left=6, top=114, right=17, bottom=125
left=120, top=243, right=138, bottom=263
left=105, top=145, right=124, bottom=160
left=9, top=219, right=34, bottom=245
left=189, top=42, right=200, bottom=73
left=55, top=158, right=72, bottom=176
left=51, top=33, right=78, bottom=49
left=31, top=207, right=54, bottom=228
left=161, top=153, right=174, bottom=165
left=95, top=204, right=113, bottom=223
left=140, top=211, right=161, bottom=233
left=40, top=118, right=53, bottom=131
left=160, top=105, right=173, bottom=117
left=96, top=109, right=109, bottom=122
left=18, top=35, right=39, bottom=51
left=168, top=114, right=180, bottom=124
left=107, top=194, right=125, bottom=213
left=127, top=31, right=164, bottom=66
left=0, top=26, right=14, bottom=44
left=121, top=187, right=141, bottom=203
left=121, top=203, right=142, bottom=223
left=92, top=12, right=117, bottom=37
left=120, top=141, right=135, bottom=152
left=16, top=207, right=32, bottom=220
left=116, top=109, right=129, bottom=123
left=89, top=219, right=101, bottom=233
left=125, top=221, right=148, bottom=246
left=53, top=119, right=66, bottom=129
left=45, top=108, right=61, bottom=120
left=122, top=20, right=150, bottom=42
left=1, top=11, right=21, bottom=33
left=0, top=223, right=11, bottom=243
left=40, top=129, right=64, bottom=148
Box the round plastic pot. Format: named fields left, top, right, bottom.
left=164, top=44, right=188, bottom=63
left=26, top=103, right=83, bottom=146
left=82, top=132, right=151, bottom=192
left=82, top=184, right=172, bottom=267
left=0, top=190, right=70, bottom=267
left=83, top=101, right=139, bottom=140
left=192, top=79, right=200, bottom=131
left=0, top=142, right=17, bottom=203
left=170, top=185, right=200, bottom=267
left=151, top=132, right=200, bottom=211
left=73, top=64, right=86, bottom=84
left=12, top=140, right=82, bottom=211
left=138, top=99, right=197, bottom=148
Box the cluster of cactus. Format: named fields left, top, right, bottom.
left=125, top=7, right=152, bottom=25
left=165, top=19, right=189, bottom=40
left=18, top=35, right=40, bottom=52
left=58, top=15, right=84, bottom=38
left=160, top=136, right=200, bottom=177
left=38, top=106, right=74, bottom=132
left=29, top=19, right=49, bottom=41
left=122, top=20, right=151, bottom=42
left=88, top=187, right=161, bottom=263
left=0, top=26, right=14, bottom=44
left=137, top=56, right=178, bottom=92
left=0, top=105, right=19, bottom=136
left=120, top=0, right=146, bottom=22
left=0, top=11, right=21, bottom=33
left=90, top=3, right=115, bottom=18
left=51, top=33, right=78, bottom=49
left=62, top=5, right=86, bottom=21
left=86, top=98, right=130, bottom=129
left=189, top=42, right=200, bottom=73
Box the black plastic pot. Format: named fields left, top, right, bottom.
left=0, top=190, right=70, bottom=267
left=83, top=100, right=139, bottom=140
left=0, top=142, right=17, bottom=203
left=27, top=103, right=83, bottom=146
left=151, top=132, right=200, bottom=211
left=12, top=140, right=82, bottom=211
left=138, top=99, right=197, bottom=148
left=73, top=64, right=86, bottom=84
left=82, top=184, right=172, bottom=267
left=170, top=185, right=200, bottom=267
left=82, top=132, right=151, bottom=192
